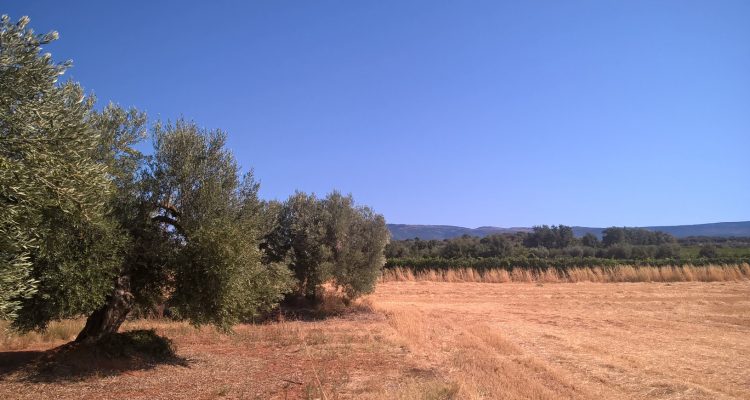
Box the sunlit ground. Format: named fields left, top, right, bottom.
left=2, top=280, right=748, bottom=399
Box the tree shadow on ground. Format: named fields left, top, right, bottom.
left=0, top=329, right=191, bottom=383
left=0, top=350, right=45, bottom=376
left=261, top=293, right=375, bottom=323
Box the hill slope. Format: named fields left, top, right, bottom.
left=387, top=225, right=532, bottom=240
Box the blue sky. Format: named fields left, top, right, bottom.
left=6, top=1, right=749, bottom=227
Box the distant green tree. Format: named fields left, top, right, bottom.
left=527, top=246, right=550, bottom=258
left=581, top=233, right=600, bottom=248
left=698, top=244, right=719, bottom=258
left=602, top=228, right=627, bottom=247
left=630, top=245, right=651, bottom=259
left=602, top=227, right=675, bottom=247
left=655, top=243, right=679, bottom=259
left=564, top=246, right=584, bottom=257
left=524, top=225, right=574, bottom=249
left=607, top=244, right=632, bottom=259
left=385, top=240, right=411, bottom=258
left=480, top=234, right=513, bottom=257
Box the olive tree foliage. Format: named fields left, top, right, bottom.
left=264, top=191, right=390, bottom=301
left=71, top=115, right=293, bottom=342
left=72, top=118, right=296, bottom=340
left=151, top=121, right=293, bottom=328
left=0, top=15, right=122, bottom=323
left=1, top=14, right=293, bottom=336
left=323, top=192, right=390, bottom=299
left=89, top=105, right=172, bottom=313
left=2, top=15, right=383, bottom=340
left=72, top=105, right=171, bottom=341
left=262, top=192, right=332, bottom=299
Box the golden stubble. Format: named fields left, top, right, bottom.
left=2, top=279, right=748, bottom=399
left=373, top=280, right=750, bottom=399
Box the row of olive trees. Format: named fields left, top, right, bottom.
left=0, top=15, right=389, bottom=343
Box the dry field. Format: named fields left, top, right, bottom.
left=2, top=279, right=749, bottom=399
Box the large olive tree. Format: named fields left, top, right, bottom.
left=145, top=121, right=293, bottom=331
left=2, top=16, right=292, bottom=341
left=74, top=118, right=294, bottom=342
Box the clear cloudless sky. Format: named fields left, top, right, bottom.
left=5, top=1, right=749, bottom=227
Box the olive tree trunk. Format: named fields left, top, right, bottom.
left=75, top=276, right=134, bottom=343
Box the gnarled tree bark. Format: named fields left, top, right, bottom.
left=75, top=204, right=182, bottom=343
left=74, top=275, right=134, bottom=343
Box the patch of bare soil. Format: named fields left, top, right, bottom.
left=1, top=311, right=448, bottom=399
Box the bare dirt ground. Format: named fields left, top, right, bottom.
left=1, top=281, right=748, bottom=399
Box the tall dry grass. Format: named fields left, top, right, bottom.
left=382, top=263, right=750, bottom=284
left=1, top=319, right=84, bottom=350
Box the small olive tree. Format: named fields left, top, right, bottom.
left=323, top=191, right=390, bottom=300
left=262, top=192, right=333, bottom=299
left=264, top=191, right=390, bottom=302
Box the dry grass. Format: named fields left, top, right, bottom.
left=1, top=319, right=83, bottom=350
left=374, top=306, right=586, bottom=399
left=373, top=280, right=750, bottom=399
left=382, top=263, right=750, bottom=284
left=2, top=280, right=749, bottom=399
left=0, top=297, right=444, bottom=399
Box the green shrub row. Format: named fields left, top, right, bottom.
left=385, top=256, right=750, bottom=272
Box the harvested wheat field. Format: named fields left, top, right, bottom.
left=2, top=279, right=749, bottom=399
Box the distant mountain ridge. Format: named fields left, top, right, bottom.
left=387, top=221, right=750, bottom=241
